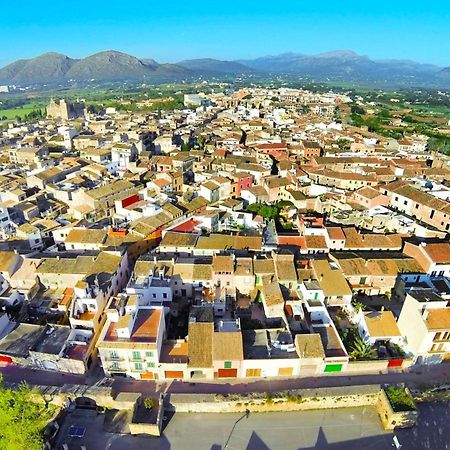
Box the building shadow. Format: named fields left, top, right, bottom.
left=246, top=431, right=271, bottom=450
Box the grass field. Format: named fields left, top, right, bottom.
left=410, top=104, right=450, bottom=117
left=0, top=104, right=44, bottom=120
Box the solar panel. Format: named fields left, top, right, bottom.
left=68, top=425, right=86, bottom=438
left=76, top=427, right=86, bottom=438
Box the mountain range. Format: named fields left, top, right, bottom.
left=0, top=49, right=449, bottom=87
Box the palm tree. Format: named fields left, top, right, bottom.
left=350, top=337, right=377, bottom=361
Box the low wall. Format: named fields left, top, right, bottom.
left=166, top=385, right=381, bottom=414
left=346, top=358, right=414, bottom=374
left=413, top=384, right=450, bottom=403
left=346, top=360, right=389, bottom=374
left=129, top=395, right=164, bottom=437
left=129, top=422, right=161, bottom=436
left=8, top=383, right=138, bottom=410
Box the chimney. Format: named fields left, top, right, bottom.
left=381, top=306, right=385, bottom=313
left=422, top=309, right=429, bottom=321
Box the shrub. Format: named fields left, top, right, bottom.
left=286, top=394, right=303, bottom=403
left=385, top=387, right=415, bottom=412
left=143, top=397, right=154, bottom=410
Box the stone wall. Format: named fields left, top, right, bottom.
left=7, top=382, right=138, bottom=410
left=129, top=395, right=164, bottom=437
left=165, top=385, right=381, bottom=414
left=129, top=422, right=161, bottom=436
left=376, top=388, right=418, bottom=430
left=346, top=358, right=413, bottom=374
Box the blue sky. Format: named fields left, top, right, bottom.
left=1, top=0, right=449, bottom=67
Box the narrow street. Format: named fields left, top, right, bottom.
left=2, top=361, right=450, bottom=397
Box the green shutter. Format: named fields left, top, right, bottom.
left=145, top=351, right=153, bottom=357
left=324, top=364, right=343, bottom=373
left=135, top=362, right=143, bottom=371
left=224, top=361, right=232, bottom=369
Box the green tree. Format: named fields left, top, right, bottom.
left=0, top=376, right=55, bottom=450
left=336, top=138, right=351, bottom=150
left=195, top=135, right=206, bottom=149
left=350, top=104, right=365, bottom=115
left=181, top=142, right=191, bottom=152
left=377, top=109, right=390, bottom=119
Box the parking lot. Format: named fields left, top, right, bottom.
left=53, top=402, right=450, bottom=449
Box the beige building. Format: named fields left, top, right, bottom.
left=97, top=305, right=166, bottom=379
left=398, top=290, right=450, bottom=364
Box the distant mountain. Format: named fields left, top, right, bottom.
left=0, top=49, right=448, bottom=87
left=436, top=67, right=450, bottom=81
left=0, top=52, right=75, bottom=84
left=0, top=50, right=189, bottom=85
left=237, top=50, right=446, bottom=86
left=239, top=50, right=375, bottom=76
left=65, top=51, right=151, bottom=81
left=176, top=58, right=254, bottom=74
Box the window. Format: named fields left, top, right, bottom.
left=134, top=362, right=143, bottom=371
left=145, top=351, right=154, bottom=358
left=163, top=293, right=167, bottom=299
left=224, top=361, right=232, bottom=369
left=110, top=351, right=119, bottom=360
left=132, top=351, right=141, bottom=361
left=147, top=362, right=155, bottom=368
left=152, top=293, right=156, bottom=299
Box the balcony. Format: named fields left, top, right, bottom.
left=105, top=355, right=125, bottom=362
left=107, top=365, right=126, bottom=372
left=433, top=338, right=450, bottom=343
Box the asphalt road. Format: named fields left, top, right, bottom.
left=112, top=363, right=450, bottom=397
left=55, top=402, right=450, bottom=450
left=56, top=406, right=395, bottom=450
left=2, top=362, right=450, bottom=397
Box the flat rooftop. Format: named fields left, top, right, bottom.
left=32, top=325, right=71, bottom=355
left=0, top=323, right=43, bottom=357
left=243, top=329, right=298, bottom=359
left=408, top=289, right=447, bottom=303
